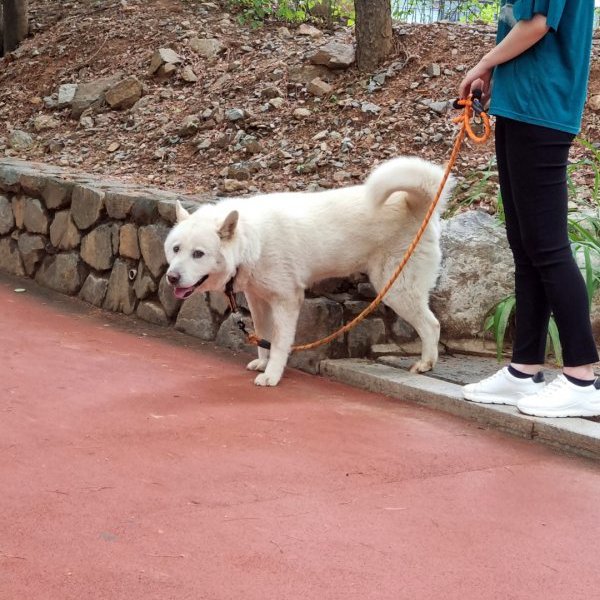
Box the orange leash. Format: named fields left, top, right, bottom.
left=233, top=94, right=492, bottom=353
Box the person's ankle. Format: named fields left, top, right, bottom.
left=563, top=365, right=595, bottom=381
left=510, top=363, right=543, bottom=376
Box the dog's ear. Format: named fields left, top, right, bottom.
left=218, top=210, right=239, bottom=240
left=175, top=200, right=191, bottom=223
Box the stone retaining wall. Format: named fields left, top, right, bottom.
left=0, top=158, right=423, bottom=373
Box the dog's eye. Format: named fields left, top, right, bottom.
left=173, top=245, right=180, bottom=254
left=192, top=250, right=204, bottom=259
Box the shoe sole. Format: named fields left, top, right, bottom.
left=517, top=405, right=600, bottom=418
left=462, top=391, right=519, bottom=406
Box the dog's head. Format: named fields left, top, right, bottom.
left=164, top=201, right=239, bottom=300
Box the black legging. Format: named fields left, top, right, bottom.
left=495, top=116, right=599, bottom=367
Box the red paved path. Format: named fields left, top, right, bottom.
left=2, top=276, right=600, bottom=600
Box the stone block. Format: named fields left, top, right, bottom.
left=79, top=273, right=109, bottom=307
left=19, top=173, right=46, bottom=197
left=158, top=274, right=181, bottom=319
left=347, top=318, right=386, bottom=358
left=35, top=253, right=87, bottom=295
left=119, top=223, right=140, bottom=259
left=138, top=224, right=168, bottom=278
left=103, top=258, right=137, bottom=315
left=81, top=223, right=119, bottom=271
left=11, top=195, right=26, bottom=228
left=23, top=197, right=49, bottom=234
left=288, top=298, right=345, bottom=374
left=105, top=189, right=135, bottom=219
left=0, top=163, right=23, bottom=192
left=0, top=238, right=26, bottom=276
left=137, top=301, right=169, bottom=326
left=175, top=292, right=216, bottom=340
left=42, top=179, right=73, bottom=210
left=50, top=211, right=81, bottom=250
left=71, top=185, right=105, bottom=230
left=105, top=76, right=143, bottom=110
left=133, top=262, right=157, bottom=299
left=216, top=313, right=253, bottom=351
left=17, top=233, right=46, bottom=276
left=0, top=195, right=15, bottom=235
left=71, top=74, right=124, bottom=118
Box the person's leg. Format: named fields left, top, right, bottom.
left=500, top=119, right=599, bottom=374
left=462, top=117, right=545, bottom=406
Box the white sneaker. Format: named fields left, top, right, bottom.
left=517, top=375, right=600, bottom=418
left=462, top=367, right=545, bottom=406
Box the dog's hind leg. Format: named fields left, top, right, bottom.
left=384, top=288, right=440, bottom=372
left=254, top=293, right=303, bottom=387
left=245, top=292, right=272, bottom=372
left=369, top=266, right=440, bottom=372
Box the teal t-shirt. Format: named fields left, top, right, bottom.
left=490, top=0, right=595, bottom=134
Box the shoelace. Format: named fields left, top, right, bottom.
left=534, top=375, right=569, bottom=399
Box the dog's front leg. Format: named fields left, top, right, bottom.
left=254, top=296, right=302, bottom=387
left=245, top=292, right=271, bottom=372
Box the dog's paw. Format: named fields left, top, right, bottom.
left=246, top=358, right=268, bottom=372
left=254, top=372, right=281, bottom=387
left=410, top=360, right=434, bottom=374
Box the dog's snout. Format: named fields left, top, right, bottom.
left=167, top=272, right=180, bottom=286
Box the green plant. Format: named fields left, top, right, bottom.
left=228, top=0, right=319, bottom=26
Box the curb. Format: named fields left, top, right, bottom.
left=320, top=358, right=600, bottom=461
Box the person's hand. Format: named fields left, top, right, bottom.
left=458, top=61, right=492, bottom=103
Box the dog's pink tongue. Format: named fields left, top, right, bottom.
left=174, top=287, right=194, bottom=300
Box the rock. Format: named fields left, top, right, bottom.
left=288, top=64, right=331, bottom=84
left=178, top=115, right=200, bottom=137
left=137, top=301, right=169, bottom=326
left=268, top=97, right=284, bottom=109
left=220, top=179, right=248, bottom=194
left=189, top=37, right=224, bottom=58
left=49, top=211, right=81, bottom=250
left=260, top=86, right=282, bottom=99
left=103, top=258, right=137, bottom=314
left=71, top=185, right=105, bottom=230
left=225, top=108, right=246, bottom=122
left=105, top=76, right=143, bottom=110
left=158, top=274, right=182, bottom=319
left=42, top=179, right=73, bottom=210
left=361, top=102, right=381, bottom=114
left=309, top=42, right=355, bottom=69
left=80, top=223, right=120, bottom=271
left=278, top=26, right=292, bottom=39
left=57, top=83, right=77, bottom=108
left=119, top=223, right=140, bottom=259
left=293, top=107, right=312, bottom=118
left=288, top=298, right=345, bottom=374
left=215, top=313, right=252, bottom=351
left=133, top=263, right=157, bottom=299
left=427, top=63, right=441, bottom=77
left=0, top=195, right=15, bottom=235
left=138, top=224, right=168, bottom=278
left=149, top=48, right=182, bottom=75
left=298, top=24, right=323, bottom=38
left=71, top=74, right=123, bottom=118
left=33, top=114, right=61, bottom=132
left=0, top=238, right=26, bottom=276
left=23, top=198, right=49, bottom=234
left=432, top=211, right=513, bottom=340
left=347, top=318, right=386, bottom=358
left=9, top=130, right=34, bottom=151
left=181, top=66, right=198, bottom=83
left=156, top=63, right=178, bottom=79
left=175, top=292, right=216, bottom=340
left=35, top=253, right=87, bottom=295
left=589, top=95, right=600, bottom=112
left=307, top=77, right=333, bottom=97
left=79, top=273, right=109, bottom=306
left=17, top=233, right=46, bottom=275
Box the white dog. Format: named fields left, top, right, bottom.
left=165, top=156, right=453, bottom=386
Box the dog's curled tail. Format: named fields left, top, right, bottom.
left=364, top=156, right=453, bottom=213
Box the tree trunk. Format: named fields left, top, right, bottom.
left=3, top=0, right=28, bottom=54
left=354, top=0, right=393, bottom=72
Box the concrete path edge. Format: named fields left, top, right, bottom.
left=320, top=358, right=600, bottom=461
